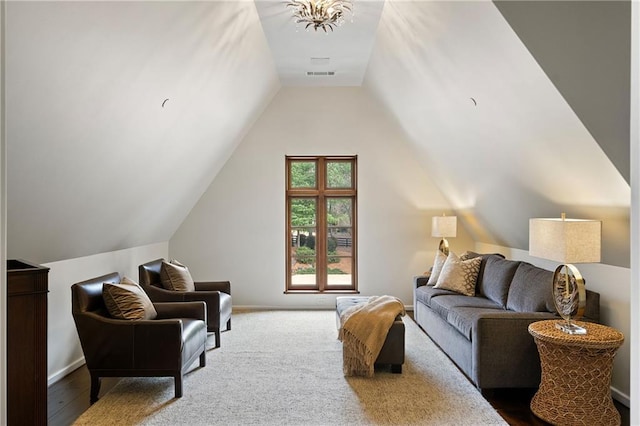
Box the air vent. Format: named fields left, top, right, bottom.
left=306, top=71, right=336, bottom=76
left=310, top=57, right=330, bottom=65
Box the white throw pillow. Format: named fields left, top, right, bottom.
left=434, top=252, right=482, bottom=296
left=427, top=250, right=448, bottom=285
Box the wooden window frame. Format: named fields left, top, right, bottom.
left=285, top=156, right=358, bottom=294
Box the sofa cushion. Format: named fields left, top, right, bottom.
left=103, top=278, right=158, bottom=320
left=507, top=262, right=555, bottom=313
left=415, top=285, right=458, bottom=307
left=429, top=294, right=503, bottom=321
left=160, top=260, right=196, bottom=292
left=434, top=252, right=482, bottom=296
left=427, top=250, right=447, bottom=285
left=476, top=255, right=520, bottom=308
left=447, top=307, right=506, bottom=340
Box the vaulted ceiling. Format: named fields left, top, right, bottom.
left=5, top=1, right=631, bottom=266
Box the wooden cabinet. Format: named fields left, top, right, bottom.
left=7, top=259, right=49, bottom=426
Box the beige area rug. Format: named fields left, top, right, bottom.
left=74, top=310, right=507, bottom=425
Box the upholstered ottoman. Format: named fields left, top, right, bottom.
left=336, top=296, right=405, bottom=373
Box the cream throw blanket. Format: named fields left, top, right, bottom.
left=338, top=295, right=405, bottom=377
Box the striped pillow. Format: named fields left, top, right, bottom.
left=103, top=277, right=157, bottom=320
left=160, top=260, right=195, bottom=292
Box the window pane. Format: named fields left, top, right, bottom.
left=326, top=198, right=352, bottom=227
left=327, top=257, right=352, bottom=286
left=291, top=199, right=316, bottom=227
left=327, top=230, right=352, bottom=286
left=291, top=227, right=317, bottom=286
left=326, top=161, right=352, bottom=188
left=327, top=235, right=352, bottom=256
left=290, top=161, right=316, bottom=188
left=327, top=198, right=352, bottom=283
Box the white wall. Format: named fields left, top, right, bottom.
left=630, top=0, right=639, bottom=422
left=476, top=242, right=630, bottom=406
left=44, top=242, right=168, bottom=384
left=170, top=87, right=474, bottom=310
left=1, top=0, right=7, bottom=420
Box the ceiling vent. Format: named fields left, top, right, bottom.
left=310, top=57, right=330, bottom=65
left=306, top=71, right=336, bottom=76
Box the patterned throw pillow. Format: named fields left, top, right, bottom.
left=434, top=252, right=482, bottom=296
left=103, top=277, right=157, bottom=320
left=427, top=250, right=448, bottom=286
left=459, top=251, right=480, bottom=261
left=160, top=260, right=195, bottom=292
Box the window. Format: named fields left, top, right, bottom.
left=286, top=156, right=357, bottom=293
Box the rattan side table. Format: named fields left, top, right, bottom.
left=528, top=320, right=624, bottom=426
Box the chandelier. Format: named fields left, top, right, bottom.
left=286, top=0, right=353, bottom=33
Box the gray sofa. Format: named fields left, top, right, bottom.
left=413, top=253, right=600, bottom=390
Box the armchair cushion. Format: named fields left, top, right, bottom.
left=102, top=277, right=157, bottom=320
left=160, top=260, right=195, bottom=292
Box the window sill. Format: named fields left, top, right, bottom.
left=284, top=290, right=360, bottom=295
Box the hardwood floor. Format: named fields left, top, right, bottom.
left=484, top=387, right=630, bottom=426
left=47, top=367, right=118, bottom=426
left=49, top=364, right=629, bottom=426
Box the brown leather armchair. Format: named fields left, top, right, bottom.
left=139, top=259, right=232, bottom=348
left=71, top=272, right=207, bottom=403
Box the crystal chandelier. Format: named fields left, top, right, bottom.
left=286, top=0, right=353, bottom=33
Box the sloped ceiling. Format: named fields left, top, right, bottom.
left=5, top=0, right=631, bottom=269
left=495, top=0, right=631, bottom=183
left=364, top=0, right=630, bottom=267
left=6, top=1, right=279, bottom=263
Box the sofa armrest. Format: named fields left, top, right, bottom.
left=472, top=311, right=557, bottom=389
left=132, top=319, right=188, bottom=367
left=75, top=312, right=185, bottom=369
left=195, top=281, right=231, bottom=294
left=154, top=301, right=206, bottom=322
left=142, top=284, right=188, bottom=302
left=414, top=275, right=431, bottom=288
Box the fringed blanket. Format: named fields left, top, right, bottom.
left=338, top=295, right=405, bottom=377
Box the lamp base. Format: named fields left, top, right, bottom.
left=438, top=238, right=450, bottom=256
left=555, top=321, right=587, bottom=335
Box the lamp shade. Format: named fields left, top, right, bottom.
left=432, top=216, right=457, bottom=238
left=529, top=217, right=601, bottom=264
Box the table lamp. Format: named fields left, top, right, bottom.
left=432, top=215, right=457, bottom=256
left=529, top=213, right=601, bottom=335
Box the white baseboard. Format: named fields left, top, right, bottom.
left=611, top=386, right=630, bottom=407
left=48, top=356, right=85, bottom=387
left=233, top=305, right=333, bottom=311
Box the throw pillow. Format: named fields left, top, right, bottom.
left=103, top=278, right=157, bottom=320
left=160, top=260, right=195, bottom=292
left=426, top=250, right=447, bottom=286
left=459, top=251, right=481, bottom=261
left=434, top=252, right=482, bottom=296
